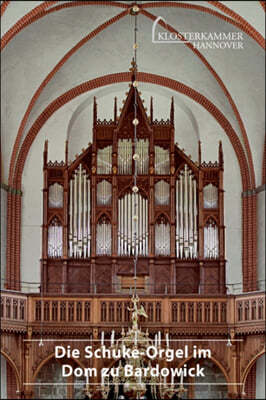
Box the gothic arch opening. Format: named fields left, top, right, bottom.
left=34, top=357, right=86, bottom=400
left=180, top=358, right=228, bottom=399
left=0, top=353, right=20, bottom=399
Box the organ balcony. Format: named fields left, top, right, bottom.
left=1, top=290, right=265, bottom=336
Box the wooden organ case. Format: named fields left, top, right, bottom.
left=41, top=86, right=225, bottom=295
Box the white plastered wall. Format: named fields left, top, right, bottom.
left=257, top=189, right=265, bottom=291
left=256, top=354, right=266, bottom=399
left=0, top=355, right=7, bottom=399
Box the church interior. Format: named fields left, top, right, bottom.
left=1, top=1, right=265, bottom=399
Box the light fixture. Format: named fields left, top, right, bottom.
left=132, top=185, right=139, bottom=193
left=132, top=118, right=139, bottom=126
left=226, top=335, right=232, bottom=347
left=133, top=153, right=140, bottom=161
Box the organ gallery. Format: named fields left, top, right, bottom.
left=42, top=85, right=225, bottom=295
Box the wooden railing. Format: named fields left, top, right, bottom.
left=235, top=293, right=265, bottom=323
left=1, top=291, right=27, bottom=321
left=1, top=291, right=265, bottom=327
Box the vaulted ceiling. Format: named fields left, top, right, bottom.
left=1, top=1, right=265, bottom=188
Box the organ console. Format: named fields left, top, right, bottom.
left=41, top=86, right=225, bottom=295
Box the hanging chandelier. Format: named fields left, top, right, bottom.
left=84, top=294, right=187, bottom=400
left=84, top=4, right=187, bottom=399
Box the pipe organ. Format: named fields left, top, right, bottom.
left=42, top=86, right=225, bottom=294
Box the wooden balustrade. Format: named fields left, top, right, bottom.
left=1, top=291, right=265, bottom=328
left=235, top=293, right=265, bottom=323
left=1, top=291, right=27, bottom=321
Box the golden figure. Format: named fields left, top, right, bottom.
left=127, top=294, right=148, bottom=330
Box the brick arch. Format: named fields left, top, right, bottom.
left=7, top=7, right=129, bottom=186
left=0, top=0, right=10, bottom=17
left=13, top=72, right=251, bottom=191
left=208, top=1, right=265, bottom=49
left=241, top=348, right=265, bottom=385
left=178, top=354, right=230, bottom=384
left=6, top=72, right=256, bottom=292
left=259, top=1, right=266, bottom=12
left=1, top=1, right=264, bottom=52
left=141, top=8, right=256, bottom=189
left=0, top=350, right=21, bottom=393
left=0, top=1, right=129, bottom=50
left=6, top=4, right=256, bottom=192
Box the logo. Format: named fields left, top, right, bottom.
left=152, top=16, right=244, bottom=49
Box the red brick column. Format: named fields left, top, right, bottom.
left=6, top=361, right=17, bottom=399
left=245, top=362, right=256, bottom=399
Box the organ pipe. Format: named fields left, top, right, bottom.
left=68, top=164, right=91, bottom=258
left=96, top=218, right=112, bottom=256
left=118, top=139, right=132, bottom=174
left=97, top=146, right=112, bottom=174
left=48, top=218, right=63, bottom=258
left=118, top=192, right=148, bottom=256
left=176, top=164, right=198, bottom=259
left=204, top=219, right=219, bottom=259
left=155, top=146, right=170, bottom=175
left=204, top=183, right=218, bottom=208
left=155, top=218, right=170, bottom=256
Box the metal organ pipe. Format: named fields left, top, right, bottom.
left=193, top=179, right=198, bottom=257
left=155, top=146, right=170, bottom=175
left=135, top=139, right=149, bottom=175
left=118, top=193, right=148, bottom=256
left=48, top=219, right=63, bottom=258
left=176, top=180, right=179, bottom=257
left=155, top=219, right=170, bottom=256
left=176, top=164, right=198, bottom=259
left=118, top=139, right=132, bottom=174
left=204, top=219, right=218, bottom=259
left=97, top=146, right=112, bottom=174
left=68, top=165, right=91, bottom=258
left=96, top=219, right=111, bottom=256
